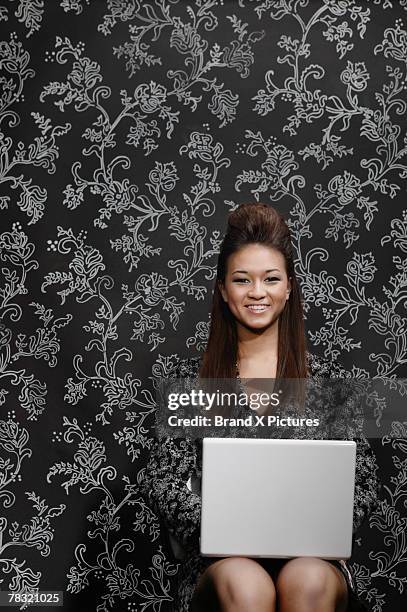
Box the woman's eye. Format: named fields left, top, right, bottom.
left=232, top=277, right=280, bottom=283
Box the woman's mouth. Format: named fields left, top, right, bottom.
left=246, top=305, right=270, bottom=313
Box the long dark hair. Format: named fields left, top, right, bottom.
left=199, top=202, right=308, bottom=379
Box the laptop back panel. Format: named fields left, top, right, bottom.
left=200, top=438, right=356, bottom=559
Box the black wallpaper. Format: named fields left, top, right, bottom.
left=0, top=1, right=407, bottom=610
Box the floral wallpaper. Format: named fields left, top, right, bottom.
left=0, top=0, right=406, bottom=610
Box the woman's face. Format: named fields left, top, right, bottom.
left=218, top=243, right=291, bottom=332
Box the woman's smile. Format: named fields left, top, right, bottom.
left=246, top=304, right=270, bottom=313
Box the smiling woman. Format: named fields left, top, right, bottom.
left=199, top=202, right=307, bottom=382
left=139, top=202, right=380, bottom=612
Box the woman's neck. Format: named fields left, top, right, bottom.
left=237, top=320, right=278, bottom=362
left=236, top=322, right=278, bottom=380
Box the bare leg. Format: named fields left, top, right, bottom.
left=191, top=557, right=277, bottom=612
left=275, top=557, right=348, bottom=612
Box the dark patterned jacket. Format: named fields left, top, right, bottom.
left=139, top=353, right=381, bottom=610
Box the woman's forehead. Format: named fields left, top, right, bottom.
left=227, top=244, right=286, bottom=271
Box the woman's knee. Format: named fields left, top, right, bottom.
left=192, top=557, right=276, bottom=611
left=275, top=557, right=348, bottom=608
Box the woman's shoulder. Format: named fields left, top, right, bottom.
left=171, top=354, right=202, bottom=378
left=171, top=352, right=351, bottom=377
left=306, top=351, right=351, bottom=378
left=168, top=352, right=350, bottom=378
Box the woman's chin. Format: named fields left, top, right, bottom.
left=238, top=317, right=276, bottom=332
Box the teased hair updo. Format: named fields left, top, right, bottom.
left=199, top=202, right=307, bottom=379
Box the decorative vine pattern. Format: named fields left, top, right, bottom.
left=0, top=1, right=406, bottom=610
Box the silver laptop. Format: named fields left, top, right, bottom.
left=200, top=438, right=356, bottom=560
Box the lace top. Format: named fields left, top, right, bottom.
left=140, top=352, right=381, bottom=554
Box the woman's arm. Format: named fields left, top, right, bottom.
left=139, top=356, right=202, bottom=550
left=307, top=353, right=382, bottom=534
left=352, top=436, right=381, bottom=534
left=139, top=436, right=201, bottom=549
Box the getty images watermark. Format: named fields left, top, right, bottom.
left=154, top=376, right=407, bottom=439
left=153, top=377, right=375, bottom=439
left=166, top=387, right=320, bottom=429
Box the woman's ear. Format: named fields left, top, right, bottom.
left=286, top=277, right=292, bottom=300
left=218, top=281, right=228, bottom=303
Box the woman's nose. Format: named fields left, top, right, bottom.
left=247, top=282, right=266, bottom=297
